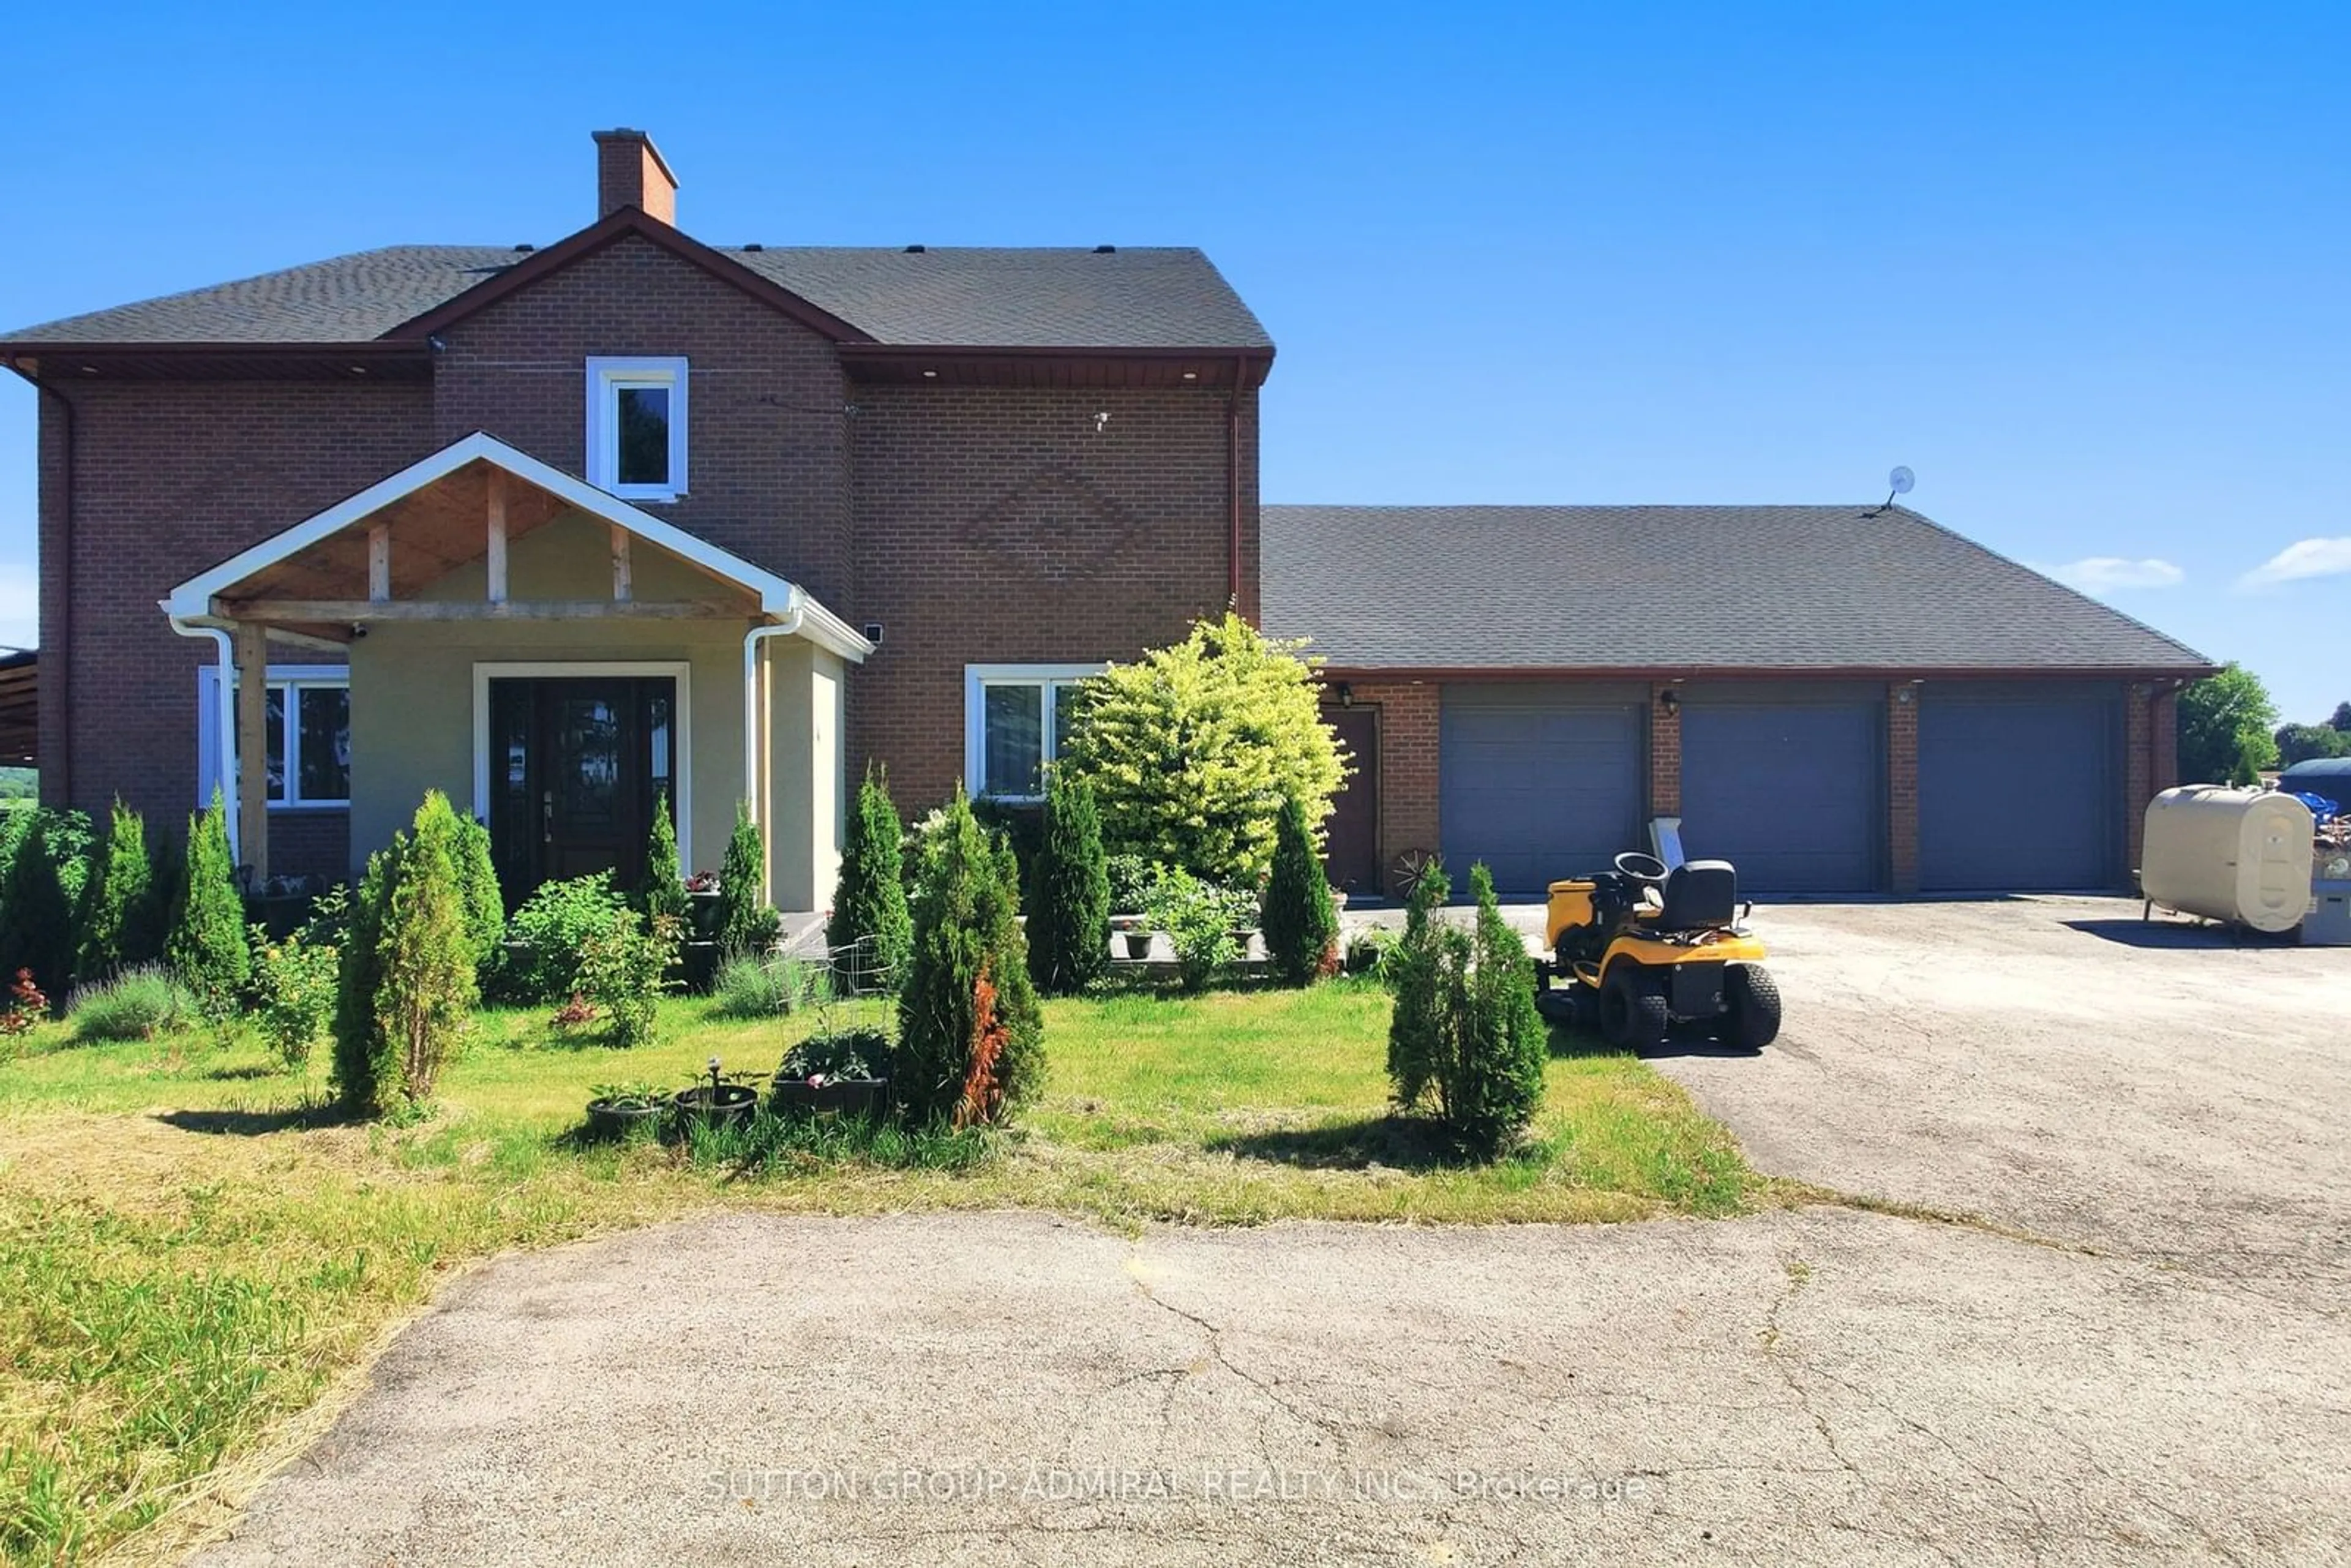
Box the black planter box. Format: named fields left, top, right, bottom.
left=670, top=1082, right=759, bottom=1138
left=772, top=1077, right=888, bottom=1120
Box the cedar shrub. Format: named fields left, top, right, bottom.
left=715, top=802, right=778, bottom=958
left=167, top=791, right=250, bottom=1016
left=0, top=815, right=76, bottom=1008
left=75, top=799, right=152, bottom=983
left=1026, top=768, right=1110, bottom=996
left=895, top=790, right=1043, bottom=1126
left=640, top=792, right=689, bottom=926
left=826, top=766, right=913, bottom=990
left=1260, top=792, right=1339, bottom=986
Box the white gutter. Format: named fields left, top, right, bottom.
left=741, top=596, right=808, bottom=904
left=167, top=615, right=239, bottom=866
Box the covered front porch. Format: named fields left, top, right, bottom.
left=161, top=432, right=871, bottom=910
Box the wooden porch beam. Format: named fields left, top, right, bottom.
left=233, top=621, right=269, bottom=880
left=367, top=524, right=390, bottom=602
left=219, top=598, right=745, bottom=623
left=486, top=470, right=509, bottom=604
left=610, top=523, right=632, bottom=602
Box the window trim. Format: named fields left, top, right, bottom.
left=963, top=663, right=1106, bottom=803
left=585, top=356, right=689, bottom=501
left=194, top=664, right=350, bottom=811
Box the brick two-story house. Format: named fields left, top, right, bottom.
left=6, top=130, right=1269, bottom=910
left=4, top=129, right=2209, bottom=907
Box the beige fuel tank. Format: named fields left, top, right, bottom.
left=2141, top=787, right=2314, bottom=934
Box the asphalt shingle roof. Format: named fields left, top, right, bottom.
left=1, top=244, right=1271, bottom=350
left=1261, top=504, right=2211, bottom=672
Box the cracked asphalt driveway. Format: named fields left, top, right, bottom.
left=194, top=899, right=2350, bottom=1566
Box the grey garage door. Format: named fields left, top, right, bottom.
left=1920, top=686, right=2121, bottom=891
left=1680, top=690, right=1884, bottom=894
left=1440, top=685, right=1644, bottom=894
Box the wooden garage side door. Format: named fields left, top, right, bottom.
left=1439, top=685, right=1644, bottom=894
left=1680, top=692, right=1884, bottom=894
left=1919, top=686, right=2122, bottom=891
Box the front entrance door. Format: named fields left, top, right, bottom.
left=487, top=677, right=676, bottom=903
left=1322, top=705, right=1381, bottom=895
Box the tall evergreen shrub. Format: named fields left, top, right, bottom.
left=332, top=836, right=403, bottom=1114
left=896, top=790, right=1043, bottom=1125
left=134, top=826, right=182, bottom=970
left=168, top=791, right=249, bottom=1015
left=1260, top=792, right=1339, bottom=986
left=369, top=792, right=476, bottom=1109
left=75, top=799, right=152, bottom=983
left=1452, top=863, right=1549, bottom=1155
left=452, top=811, right=504, bottom=972
left=640, top=792, right=688, bottom=925
left=1026, top=768, right=1109, bottom=996
left=1383, top=860, right=1549, bottom=1157
left=1385, top=859, right=1463, bottom=1115
left=715, top=803, right=777, bottom=958
left=0, top=816, right=75, bottom=1007
left=827, top=766, right=913, bottom=990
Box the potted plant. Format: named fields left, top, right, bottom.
left=585, top=1079, right=665, bottom=1139
left=773, top=1027, right=891, bottom=1119
left=1120, top=927, right=1155, bottom=961
left=671, top=1056, right=760, bottom=1136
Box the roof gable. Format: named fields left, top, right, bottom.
left=162, top=431, right=871, bottom=661
left=385, top=207, right=873, bottom=344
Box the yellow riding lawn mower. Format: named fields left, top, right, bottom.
left=1532, top=852, right=1781, bottom=1050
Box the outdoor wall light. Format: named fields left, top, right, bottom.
left=1337, top=682, right=1354, bottom=708
left=1657, top=689, right=1681, bottom=718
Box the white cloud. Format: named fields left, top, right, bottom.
left=2036, top=556, right=2184, bottom=593
left=0, top=562, right=34, bottom=651
left=2238, top=536, right=2351, bottom=590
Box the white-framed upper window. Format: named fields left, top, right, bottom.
left=585, top=356, right=689, bottom=501
left=964, top=664, right=1105, bottom=802
left=196, top=665, right=351, bottom=809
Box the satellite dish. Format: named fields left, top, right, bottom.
left=1888, top=465, right=1914, bottom=495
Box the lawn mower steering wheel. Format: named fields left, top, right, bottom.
left=1613, top=851, right=1670, bottom=887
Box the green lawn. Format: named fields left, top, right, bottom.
left=0, top=980, right=1757, bottom=1564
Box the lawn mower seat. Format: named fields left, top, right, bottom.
left=1652, top=860, right=1738, bottom=932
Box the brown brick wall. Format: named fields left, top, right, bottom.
left=39, top=378, right=433, bottom=857
left=1888, top=682, right=1921, bottom=893
left=1648, top=681, right=1681, bottom=816
left=1340, top=679, right=1438, bottom=893
left=846, top=382, right=1257, bottom=811
left=2152, top=685, right=2180, bottom=794
left=432, top=233, right=855, bottom=606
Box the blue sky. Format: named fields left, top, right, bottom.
left=3, top=1, right=2345, bottom=718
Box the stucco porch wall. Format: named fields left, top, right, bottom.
left=345, top=512, right=839, bottom=904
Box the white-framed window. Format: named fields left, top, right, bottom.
left=964, top=664, right=1105, bottom=802
left=195, top=665, right=351, bottom=809
left=585, top=356, right=689, bottom=501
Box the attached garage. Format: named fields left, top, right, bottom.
left=1439, top=683, right=1644, bottom=893
left=1262, top=505, right=2211, bottom=899
left=1679, top=684, right=1885, bottom=894
left=1919, top=683, right=2123, bottom=891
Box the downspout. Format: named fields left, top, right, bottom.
left=741, top=595, right=808, bottom=904
left=1226, top=357, right=1244, bottom=614
left=20, top=373, right=73, bottom=804
left=167, top=617, right=239, bottom=866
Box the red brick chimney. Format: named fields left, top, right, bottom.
left=593, top=129, right=677, bottom=224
